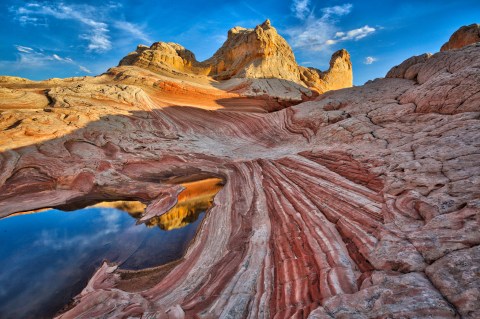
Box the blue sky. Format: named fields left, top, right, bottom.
left=1, top=0, right=479, bottom=85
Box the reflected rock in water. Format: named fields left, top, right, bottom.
left=147, top=177, right=223, bottom=230
left=0, top=177, right=224, bottom=319
left=91, top=200, right=147, bottom=215
left=92, top=177, right=223, bottom=231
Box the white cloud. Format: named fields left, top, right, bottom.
left=113, top=21, right=152, bottom=44
left=321, top=25, right=376, bottom=48
left=11, top=2, right=111, bottom=52
left=321, top=4, right=353, bottom=18
left=79, top=65, right=92, bottom=73
left=292, top=0, right=311, bottom=20
left=80, top=33, right=111, bottom=52
left=15, top=45, right=33, bottom=53
left=287, top=1, right=376, bottom=52
left=32, top=209, right=122, bottom=250
left=286, top=17, right=337, bottom=51
left=11, top=2, right=151, bottom=53
left=17, top=15, right=43, bottom=26
left=12, top=45, right=90, bottom=73
left=364, top=56, right=377, bottom=64
left=12, top=46, right=54, bottom=67
left=52, top=54, right=77, bottom=64
left=334, top=25, right=376, bottom=41
left=52, top=54, right=63, bottom=61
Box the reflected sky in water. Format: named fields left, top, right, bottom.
left=0, top=207, right=204, bottom=319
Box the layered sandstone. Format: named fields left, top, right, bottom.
left=119, top=20, right=353, bottom=97
left=0, top=24, right=479, bottom=319
left=205, top=19, right=301, bottom=81
left=299, top=49, right=352, bottom=93
left=119, top=42, right=206, bottom=77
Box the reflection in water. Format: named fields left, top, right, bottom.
left=91, top=200, right=146, bottom=215
left=0, top=178, right=223, bottom=319
left=95, top=177, right=224, bottom=231
left=146, top=177, right=223, bottom=230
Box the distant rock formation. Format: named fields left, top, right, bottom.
left=299, top=49, right=352, bottom=93
left=441, top=23, right=480, bottom=51
left=119, top=42, right=206, bottom=76
left=119, top=19, right=353, bottom=95
left=385, top=53, right=432, bottom=80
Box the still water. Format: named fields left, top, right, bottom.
left=0, top=178, right=223, bottom=319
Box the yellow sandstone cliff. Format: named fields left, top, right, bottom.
left=119, top=19, right=353, bottom=95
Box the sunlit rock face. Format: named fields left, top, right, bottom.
left=119, top=19, right=353, bottom=97
left=299, top=49, right=353, bottom=93
left=204, top=19, right=302, bottom=82
left=441, top=23, right=480, bottom=51
left=0, top=24, right=479, bottom=319
left=119, top=42, right=208, bottom=76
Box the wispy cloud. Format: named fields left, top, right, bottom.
left=12, top=45, right=91, bottom=74
left=286, top=1, right=376, bottom=51
left=364, top=56, right=377, bottom=64
left=14, top=45, right=54, bottom=66
left=52, top=54, right=74, bottom=63
left=10, top=2, right=151, bottom=52
left=321, top=4, right=353, bottom=18
left=78, top=65, right=92, bottom=74
left=113, top=21, right=152, bottom=44
left=33, top=208, right=122, bottom=250
left=15, top=45, right=34, bottom=53
left=11, top=2, right=111, bottom=52
left=327, top=26, right=376, bottom=45
left=336, top=26, right=376, bottom=41
left=242, top=2, right=267, bottom=20
left=292, top=0, right=311, bottom=20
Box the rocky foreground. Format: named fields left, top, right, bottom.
left=0, top=22, right=479, bottom=319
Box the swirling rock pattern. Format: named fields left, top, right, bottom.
left=0, top=25, right=479, bottom=319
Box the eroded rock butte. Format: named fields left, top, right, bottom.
left=0, top=22, right=479, bottom=318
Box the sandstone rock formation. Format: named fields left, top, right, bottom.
left=205, top=19, right=301, bottom=81
left=441, top=23, right=480, bottom=51
left=299, top=49, right=352, bottom=93
left=119, top=42, right=205, bottom=77
left=119, top=20, right=353, bottom=98
left=0, top=23, right=479, bottom=319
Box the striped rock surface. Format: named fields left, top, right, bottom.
left=0, top=34, right=479, bottom=319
